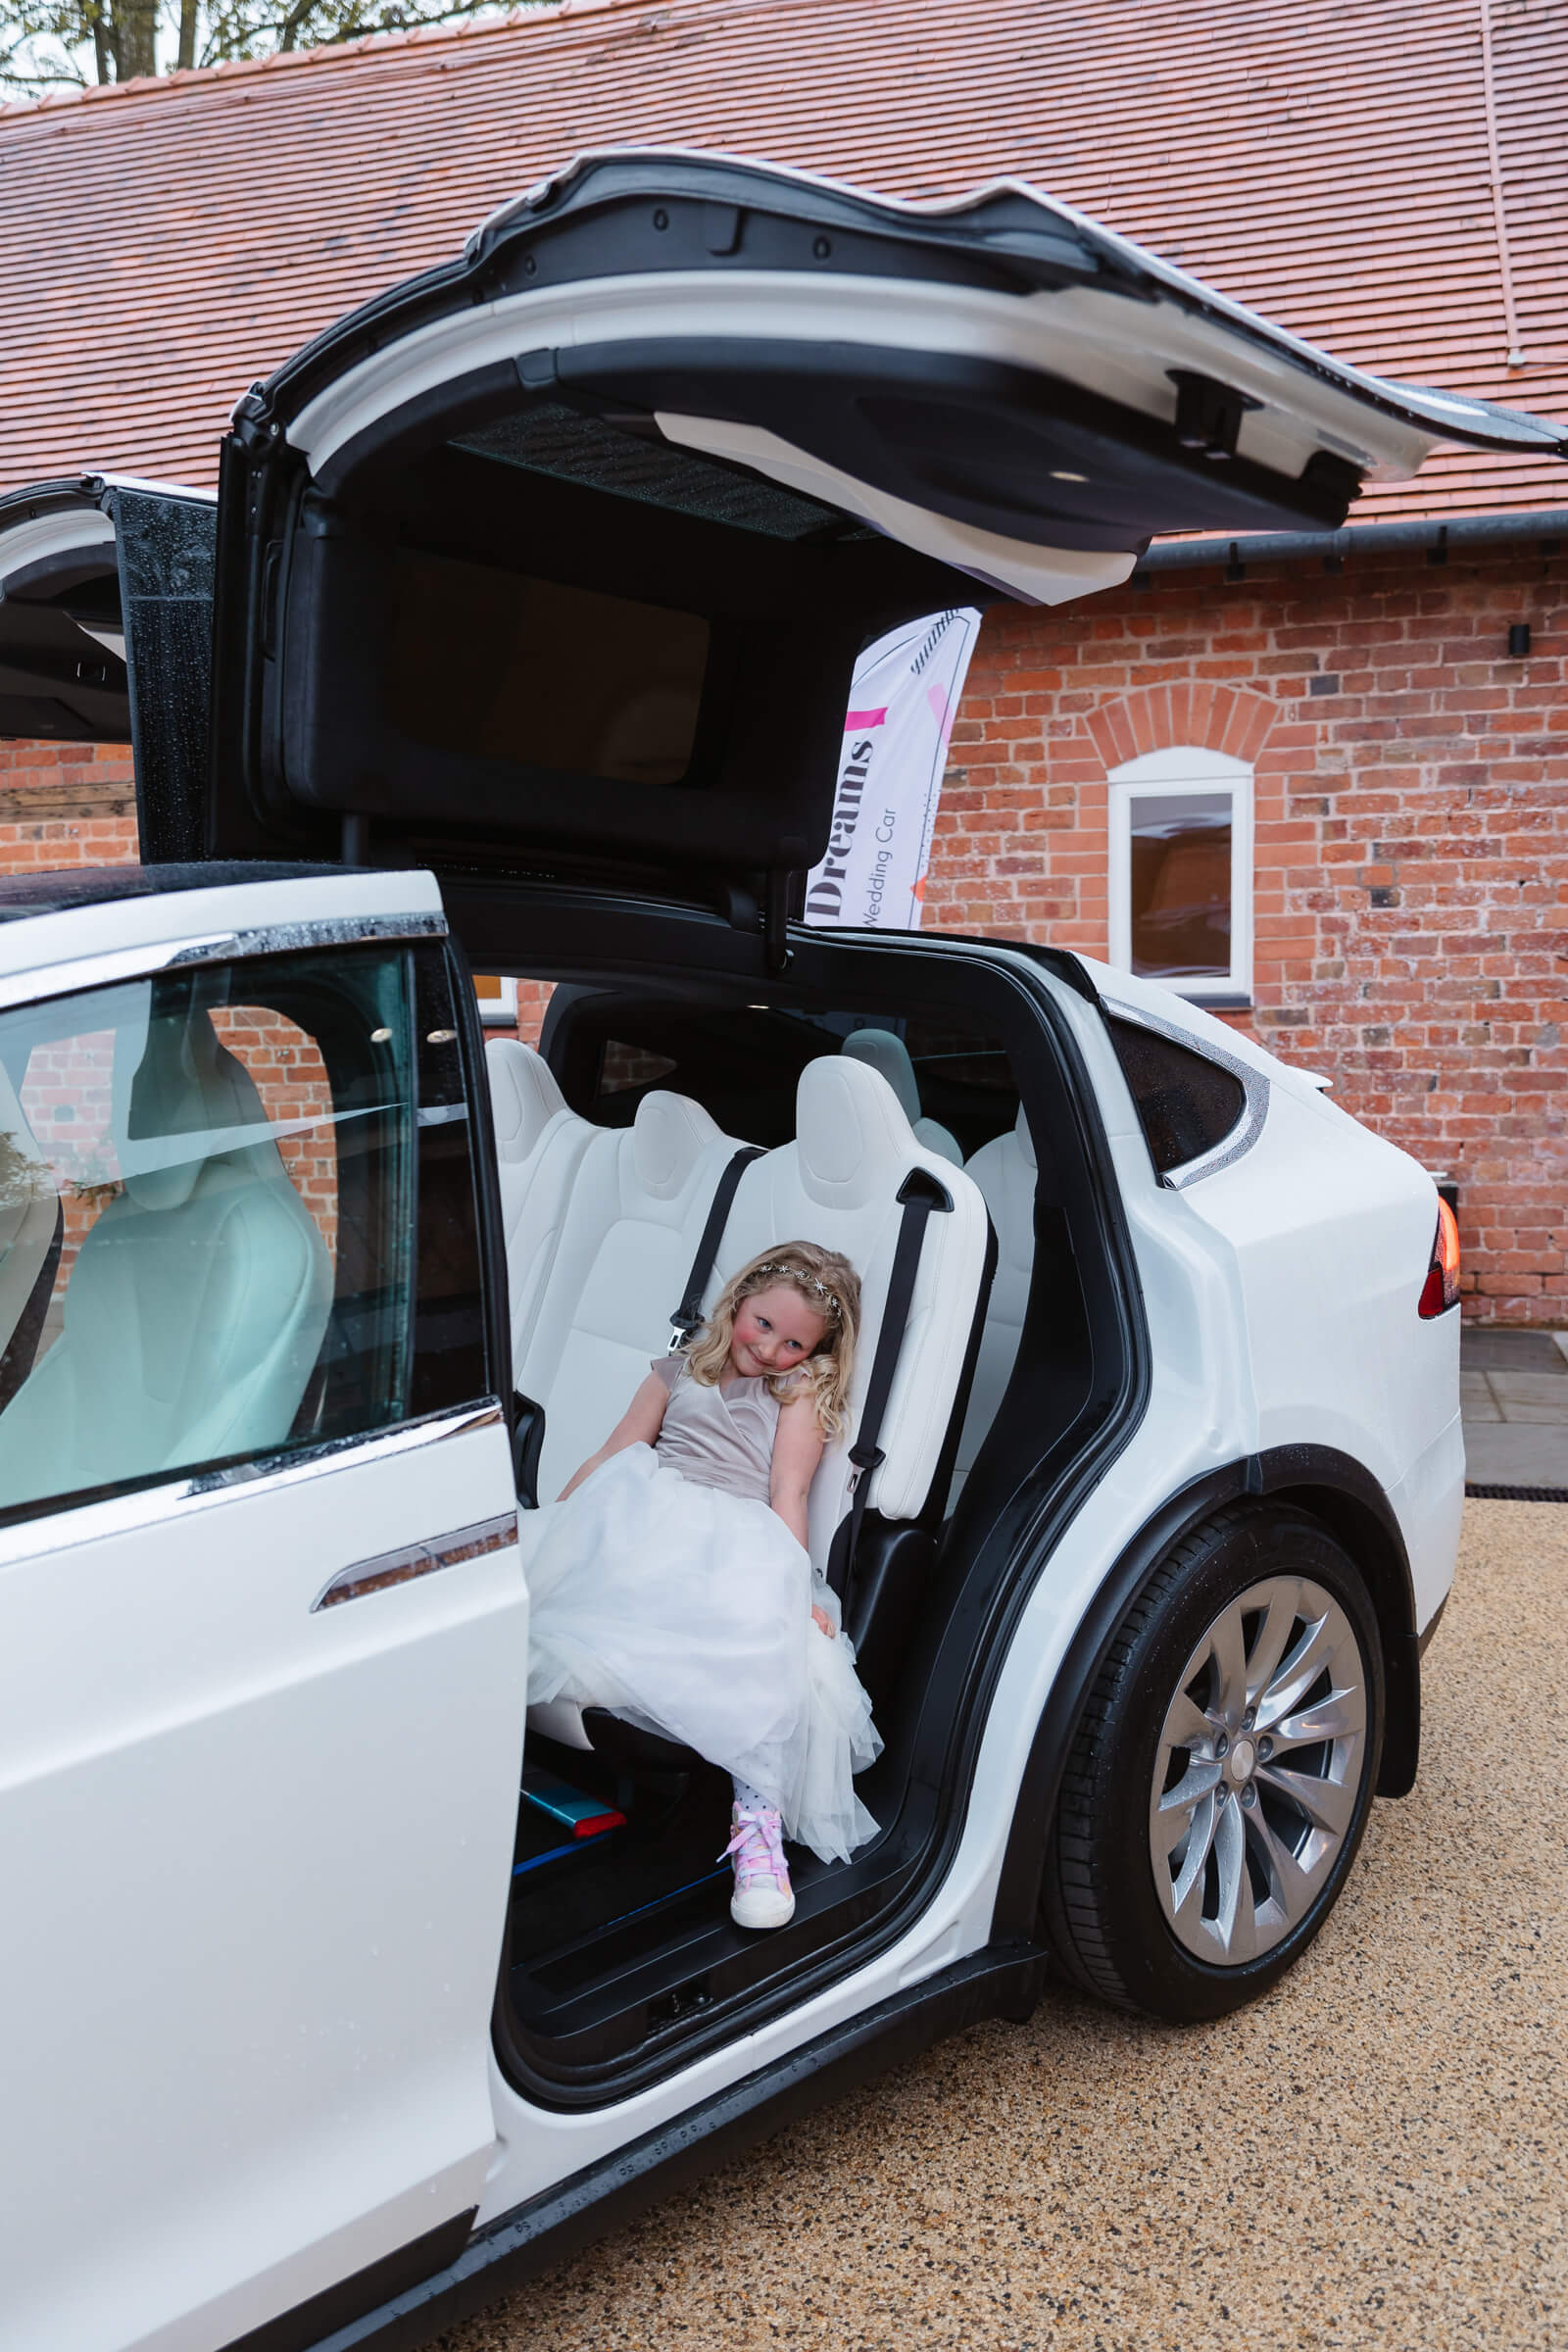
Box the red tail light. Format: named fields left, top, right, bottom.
left=1418, top=1198, right=1461, bottom=1318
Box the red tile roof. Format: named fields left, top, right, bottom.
left=1, top=0, right=1564, bottom=525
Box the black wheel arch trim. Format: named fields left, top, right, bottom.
left=992, top=1442, right=1423, bottom=1947
left=295, top=1944, right=1047, bottom=2352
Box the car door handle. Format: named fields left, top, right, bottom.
left=312, top=1512, right=518, bottom=1610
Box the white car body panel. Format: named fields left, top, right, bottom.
left=0, top=500, right=115, bottom=578
left=1076, top=956, right=1462, bottom=1625
left=0, top=878, right=527, bottom=2352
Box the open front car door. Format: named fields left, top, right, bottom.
left=0, top=867, right=523, bottom=2351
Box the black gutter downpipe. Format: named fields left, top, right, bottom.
left=1136, top=506, right=1568, bottom=575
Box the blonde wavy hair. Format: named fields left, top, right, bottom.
left=685, top=1241, right=860, bottom=1441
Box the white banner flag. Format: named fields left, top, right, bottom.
left=804, top=608, right=981, bottom=931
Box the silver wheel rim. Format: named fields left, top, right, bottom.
left=1149, top=1575, right=1367, bottom=1966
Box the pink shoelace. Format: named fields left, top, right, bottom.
left=721, top=1804, right=791, bottom=1893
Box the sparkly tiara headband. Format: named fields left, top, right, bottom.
left=751, top=1262, right=843, bottom=1322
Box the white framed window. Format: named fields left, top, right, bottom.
left=1107, top=746, right=1253, bottom=1004
left=473, top=974, right=518, bottom=1026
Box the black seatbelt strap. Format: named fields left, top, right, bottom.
left=668, top=1145, right=764, bottom=1350
left=830, top=1166, right=952, bottom=1606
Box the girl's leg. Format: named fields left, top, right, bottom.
left=725, top=1778, right=795, bottom=1931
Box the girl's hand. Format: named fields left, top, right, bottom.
left=811, top=1604, right=834, bottom=1638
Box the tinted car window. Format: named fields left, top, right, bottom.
left=562, top=997, right=1017, bottom=1159
left=1105, top=1013, right=1247, bottom=1175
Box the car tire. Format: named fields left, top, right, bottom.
left=1044, top=1502, right=1386, bottom=2022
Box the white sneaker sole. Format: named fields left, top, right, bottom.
left=730, top=1882, right=796, bottom=1930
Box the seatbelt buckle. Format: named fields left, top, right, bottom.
left=668, top=1315, right=700, bottom=1353
left=846, top=1440, right=885, bottom=1494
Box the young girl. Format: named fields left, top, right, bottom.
left=525, top=1242, right=880, bottom=1930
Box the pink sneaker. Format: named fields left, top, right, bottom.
left=722, top=1802, right=795, bottom=1930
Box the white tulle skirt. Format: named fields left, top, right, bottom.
left=521, top=1445, right=881, bottom=1863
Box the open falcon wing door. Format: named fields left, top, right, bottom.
left=0, top=480, right=129, bottom=746
left=0, top=476, right=217, bottom=859
left=208, top=149, right=1567, bottom=919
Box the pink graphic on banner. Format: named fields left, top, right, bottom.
left=926, top=681, right=956, bottom=751
left=844, top=708, right=888, bottom=730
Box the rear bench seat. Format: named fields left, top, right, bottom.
left=710, top=1054, right=988, bottom=1576
left=515, top=1086, right=755, bottom=1505
left=486, top=1041, right=598, bottom=1370
left=487, top=1042, right=756, bottom=1493
left=515, top=1050, right=992, bottom=1754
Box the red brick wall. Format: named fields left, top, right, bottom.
left=930, top=540, right=1567, bottom=1323
left=4, top=536, right=1564, bottom=1323
left=0, top=741, right=139, bottom=875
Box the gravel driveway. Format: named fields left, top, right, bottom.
left=443, top=1499, right=1566, bottom=2351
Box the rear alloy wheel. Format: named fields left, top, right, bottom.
left=1046, top=1504, right=1385, bottom=2021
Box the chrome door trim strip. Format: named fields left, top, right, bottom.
left=312, top=1511, right=518, bottom=1611
left=0, top=911, right=448, bottom=1014
left=1101, top=996, right=1270, bottom=1189
left=0, top=1401, right=505, bottom=1569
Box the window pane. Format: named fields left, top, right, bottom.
left=0, top=940, right=486, bottom=1524
left=1104, top=1015, right=1247, bottom=1173
left=598, top=1041, right=678, bottom=1101
left=1128, top=791, right=1232, bottom=979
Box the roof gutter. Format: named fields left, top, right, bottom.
left=1137, top=507, right=1568, bottom=575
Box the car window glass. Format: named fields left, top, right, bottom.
left=0, top=939, right=488, bottom=1526
left=563, top=998, right=1017, bottom=1160
left=1104, top=1013, right=1246, bottom=1173
left=598, top=1041, right=678, bottom=1099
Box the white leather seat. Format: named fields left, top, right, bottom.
left=486, top=1039, right=598, bottom=1371
left=952, top=1104, right=1037, bottom=1501
left=0, top=997, right=332, bottom=1512
left=713, top=1054, right=989, bottom=1574
left=517, top=1086, right=753, bottom=1508
left=0, top=1061, right=60, bottom=1395
left=841, top=1028, right=962, bottom=1167
left=520, top=1083, right=755, bottom=1752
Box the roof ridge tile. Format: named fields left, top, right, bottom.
left=0, top=0, right=632, bottom=120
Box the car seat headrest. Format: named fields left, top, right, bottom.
left=840, top=1028, right=922, bottom=1126
left=486, top=1039, right=565, bottom=1163
left=796, top=1054, right=918, bottom=1204
left=631, top=1088, right=724, bottom=1199
left=116, top=992, right=277, bottom=1213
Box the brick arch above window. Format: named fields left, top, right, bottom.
left=1085, top=683, right=1276, bottom=774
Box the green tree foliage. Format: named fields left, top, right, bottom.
left=2, top=0, right=531, bottom=93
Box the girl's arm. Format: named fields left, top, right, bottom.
left=770, top=1394, right=828, bottom=1628
left=557, top=1372, right=670, bottom=1500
